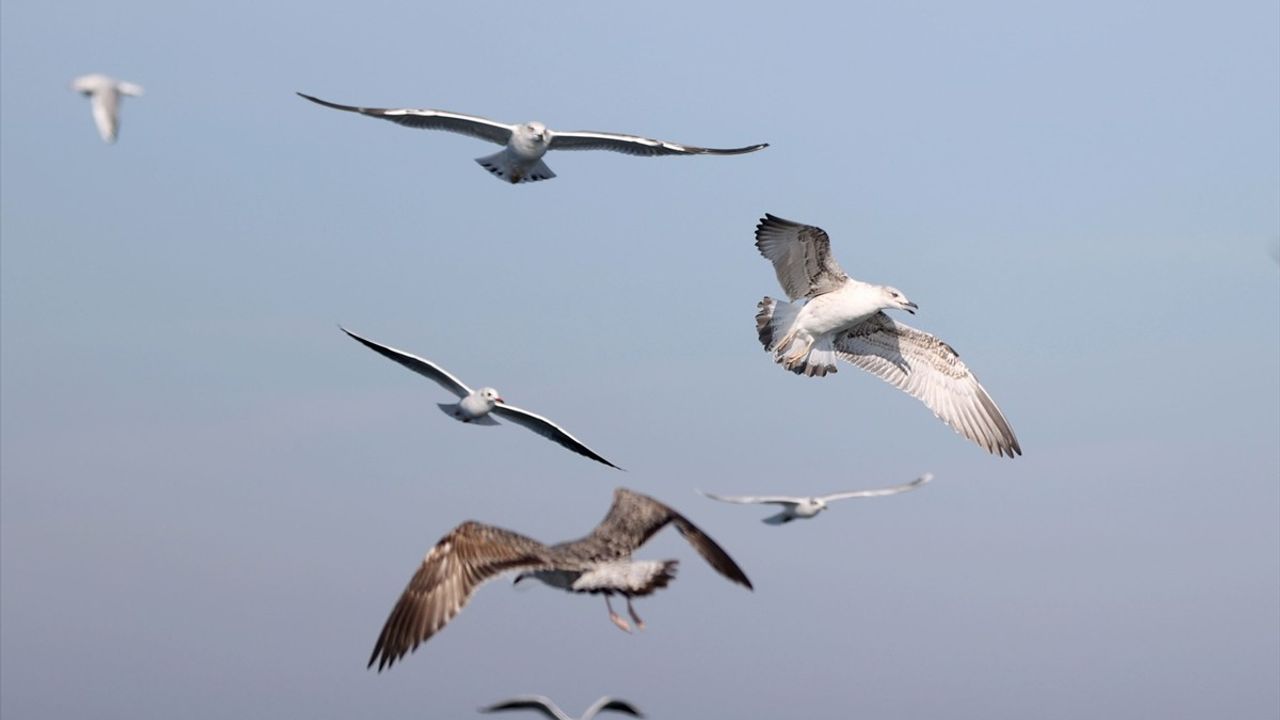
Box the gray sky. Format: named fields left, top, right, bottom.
left=2, top=1, right=1277, bottom=718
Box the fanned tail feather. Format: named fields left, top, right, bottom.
left=755, top=297, right=837, bottom=377
left=474, top=151, right=556, bottom=184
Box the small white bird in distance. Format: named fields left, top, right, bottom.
left=71, top=74, right=143, bottom=144
left=340, top=326, right=621, bottom=469
left=297, top=92, right=768, bottom=184
left=699, top=473, right=933, bottom=525
left=481, top=695, right=644, bottom=720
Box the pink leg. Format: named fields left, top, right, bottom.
left=605, top=596, right=631, bottom=633
left=626, top=598, right=645, bottom=631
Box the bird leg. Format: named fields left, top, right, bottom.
left=605, top=596, right=631, bottom=633
left=781, top=334, right=814, bottom=369
left=625, top=598, right=645, bottom=631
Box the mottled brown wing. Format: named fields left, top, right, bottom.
left=368, top=521, right=550, bottom=671
left=754, top=213, right=849, bottom=300
left=834, top=312, right=1022, bottom=458
left=562, top=488, right=752, bottom=590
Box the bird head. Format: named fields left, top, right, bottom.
left=882, top=286, right=918, bottom=314
left=523, top=122, right=549, bottom=144
left=478, top=387, right=504, bottom=406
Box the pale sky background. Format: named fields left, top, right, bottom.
left=2, top=1, right=1278, bottom=718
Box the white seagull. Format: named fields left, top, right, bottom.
left=481, top=696, right=643, bottom=720
left=71, top=74, right=143, bottom=144
left=341, top=326, right=620, bottom=469
left=754, top=214, right=1022, bottom=458
left=700, top=473, right=933, bottom=525
left=297, top=92, right=768, bottom=184
left=367, top=487, right=752, bottom=670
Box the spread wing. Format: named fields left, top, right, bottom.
left=298, top=93, right=514, bottom=146
left=835, top=313, right=1021, bottom=458
left=820, top=473, right=934, bottom=503
left=548, top=129, right=766, bottom=156
left=490, top=403, right=622, bottom=470
left=480, top=696, right=568, bottom=720
left=754, top=213, right=849, bottom=300
left=340, top=326, right=471, bottom=398
left=584, top=697, right=645, bottom=718
left=563, top=488, right=752, bottom=590
left=697, top=489, right=801, bottom=507
left=90, top=90, right=121, bottom=143
left=368, top=522, right=550, bottom=671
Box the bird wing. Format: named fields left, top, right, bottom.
left=565, top=488, right=752, bottom=590
left=584, top=697, right=645, bottom=719
left=490, top=402, right=621, bottom=470
left=697, top=489, right=801, bottom=507
left=368, top=522, right=550, bottom=671
left=834, top=313, right=1021, bottom=458
left=480, top=696, right=569, bottom=720
left=820, top=473, right=935, bottom=502
left=754, top=213, right=849, bottom=300
left=340, top=326, right=472, bottom=398
left=548, top=129, right=766, bottom=157
left=297, top=93, right=514, bottom=146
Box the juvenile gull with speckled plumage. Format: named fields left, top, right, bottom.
left=366, top=487, right=752, bottom=671
left=754, top=214, right=1021, bottom=458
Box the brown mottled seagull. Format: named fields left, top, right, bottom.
left=754, top=213, right=1022, bottom=458
left=367, top=487, right=752, bottom=671
left=481, top=695, right=643, bottom=720
left=297, top=92, right=768, bottom=184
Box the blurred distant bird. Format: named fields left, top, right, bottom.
left=341, top=326, right=620, bottom=469
left=367, top=487, right=752, bottom=671
left=298, top=92, right=767, bottom=184
left=71, top=74, right=143, bottom=143
left=700, top=473, right=933, bottom=525
left=754, top=213, right=1022, bottom=458
left=481, top=695, right=643, bottom=720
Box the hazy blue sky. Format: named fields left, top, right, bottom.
left=2, top=1, right=1277, bottom=718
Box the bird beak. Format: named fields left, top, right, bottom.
left=904, top=301, right=918, bottom=314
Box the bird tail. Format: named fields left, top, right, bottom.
left=437, top=403, right=499, bottom=425
left=755, top=297, right=838, bottom=377
left=474, top=151, right=556, bottom=184
left=117, top=82, right=144, bottom=97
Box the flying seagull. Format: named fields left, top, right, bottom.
left=700, top=473, right=933, bottom=525
left=367, top=487, right=752, bottom=671
left=340, top=326, right=620, bottom=469
left=297, top=92, right=768, bottom=184
left=754, top=214, right=1021, bottom=458
left=481, top=696, right=643, bottom=720
left=71, top=74, right=143, bottom=144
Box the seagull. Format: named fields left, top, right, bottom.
left=754, top=213, right=1022, bottom=458
left=481, top=696, right=643, bottom=720
left=367, top=487, right=752, bottom=671
left=297, top=92, right=767, bottom=184
left=71, top=74, right=143, bottom=144
left=341, top=326, right=619, bottom=469
left=700, top=473, right=933, bottom=525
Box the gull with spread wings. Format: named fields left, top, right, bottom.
left=71, top=74, right=144, bottom=144
left=481, top=695, right=643, bottom=720
left=701, top=473, right=933, bottom=525
left=754, top=213, right=1022, bottom=458
left=366, top=487, right=752, bottom=671
left=341, top=326, right=620, bottom=469
left=298, top=92, right=767, bottom=184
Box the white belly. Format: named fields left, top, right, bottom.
left=794, top=284, right=883, bottom=338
